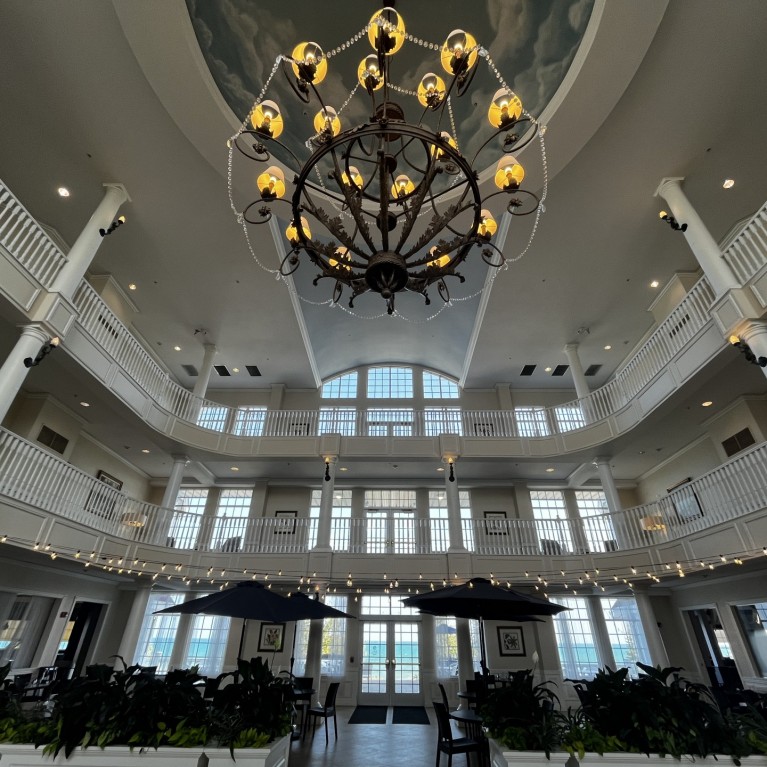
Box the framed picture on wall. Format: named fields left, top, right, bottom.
left=667, top=478, right=703, bottom=522
left=274, top=510, right=297, bottom=534
left=497, top=625, right=526, bottom=656
left=258, top=622, right=285, bottom=652
left=484, top=511, right=507, bottom=535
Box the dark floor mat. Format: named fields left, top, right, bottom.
left=348, top=705, right=388, bottom=724
left=392, top=706, right=430, bottom=725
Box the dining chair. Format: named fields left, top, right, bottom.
left=433, top=700, right=482, bottom=767
left=292, top=676, right=313, bottom=737
left=306, top=681, right=340, bottom=744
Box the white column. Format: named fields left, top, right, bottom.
left=595, top=457, right=628, bottom=548
left=563, top=343, right=590, bottom=400
left=734, top=319, right=767, bottom=381
left=455, top=618, right=474, bottom=709
left=0, top=324, right=52, bottom=423
left=115, top=585, right=152, bottom=666
left=314, top=457, right=337, bottom=550
left=192, top=343, right=218, bottom=401
left=444, top=459, right=465, bottom=551
left=161, top=455, right=189, bottom=509
left=634, top=593, right=669, bottom=667
left=305, top=618, right=324, bottom=698
left=655, top=177, right=738, bottom=297
left=50, top=183, right=130, bottom=299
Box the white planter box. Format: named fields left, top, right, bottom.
left=0, top=736, right=290, bottom=767
left=488, top=741, right=767, bottom=767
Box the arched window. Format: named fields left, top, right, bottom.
left=322, top=371, right=358, bottom=398
left=423, top=371, right=459, bottom=398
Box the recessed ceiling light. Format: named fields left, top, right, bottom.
left=722, top=179, right=735, bottom=189
left=141, top=449, right=151, bottom=454
left=232, top=367, right=240, bottom=373
left=638, top=450, right=645, bottom=455
left=339, top=467, right=348, bottom=472
left=230, top=466, right=239, bottom=471
left=701, top=401, right=713, bottom=407
left=650, top=280, right=660, bottom=288
left=545, top=467, right=555, bottom=473
left=544, top=366, right=552, bottom=373
left=174, top=346, right=181, bottom=351
left=604, top=345, right=612, bottom=350
left=437, top=467, right=444, bottom=472
left=128, top=283, right=137, bottom=291
left=57, top=187, right=70, bottom=197
left=80, top=401, right=90, bottom=407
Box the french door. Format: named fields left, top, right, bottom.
left=359, top=620, right=422, bottom=705
left=365, top=510, right=417, bottom=553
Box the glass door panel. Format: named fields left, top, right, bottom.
left=393, top=622, right=421, bottom=703
left=359, top=620, right=421, bottom=705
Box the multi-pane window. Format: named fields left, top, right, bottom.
left=553, top=597, right=600, bottom=680
left=321, top=595, right=348, bottom=676
left=424, top=407, right=463, bottom=436
left=197, top=405, right=228, bottom=432
left=212, top=489, right=252, bottom=552
left=310, top=489, right=352, bottom=550
left=469, top=619, right=482, bottom=673
left=233, top=406, right=267, bottom=436
left=600, top=598, right=650, bottom=677
left=530, top=490, right=573, bottom=553
left=322, top=372, right=358, bottom=398
left=515, top=407, right=550, bottom=437
left=365, top=408, right=414, bottom=436
left=361, top=595, right=419, bottom=616
left=308, top=491, right=321, bottom=549
left=184, top=613, right=231, bottom=676
left=367, top=367, right=413, bottom=398
left=429, top=490, right=449, bottom=552
left=575, top=490, right=617, bottom=554
left=134, top=593, right=184, bottom=673
left=291, top=620, right=311, bottom=677
left=168, top=488, right=208, bottom=549
left=319, top=407, right=356, bottom=436
left=460, top=491, right=474, bottom=551
left=435, top=617, right=458, bottom=678
left=735, top=603, right=767, bottom=676
left=365, top=490, right=417, bottom=554
left=554, top=405, right=585, bottom=433
left=423, top=372, right=460, bottom=399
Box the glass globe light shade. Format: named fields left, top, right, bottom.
left=257, top=166, right=286, bottom=200
left=250, top=100, right=284, bottom=139
left=357, top=55, right=384, bottom=91
left=286, top=216, right=311, bottom=245
left=391, top=174, right=415, bottom=198
left=291, top=42, right=328, bottom=84
left=329, top=246, right=352, bottom=272
left=426, top=246, right=451, bottom=269
left=341, top=166, right=364, bottom=189
left=431, top=131, right=457, bottom=160
left=494, top=155, right=525, bottom=190
left=313, top=107, right=341, bottom=137
left=417, top=73, right=446, bottom=108
left=368, top=7, right=406, bottom=56
left=488, top=88, right=523, bottom=128
left=440, top=29, right=478, bottom=76
left=478, top=209, right=498, bottom=239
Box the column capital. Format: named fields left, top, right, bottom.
left=563, top=342, right=579, bottom=353
left=654, top=176, right=685, bottom=198
left=18, top=323, right=54, bottom=345
left=103, top=182, right=131, bottom=204
left=170, top=454, right=190, bottom=465
left=202, top=342, right=217, bottom=353
left=733, top=318, right=767, bottom=344
left=593, top=456, right=612, bottom=467
left=322, top=454, right=338, bottom=464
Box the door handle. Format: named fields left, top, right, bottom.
left=384, top=658, right=390, bottom=666
left=391, top=659, right=396, bottom=667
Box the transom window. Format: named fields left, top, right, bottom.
left=367, top=367, right=413, bottom=398
left=361, top=595, right=418, bottom=616
left=322, top=372, right=358, bottom=399
left=423, top=372, right=460, bottom=399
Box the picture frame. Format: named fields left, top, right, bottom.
left=484, top=511, right=507, bottom=535
left=666, top=478, right=703, bottom=522
left=258, top=622, right=285, bottom=652
left=274, top=510, right=297, bottom=534
left=497, top=625, right=526, bottom=656
left=85, top=470, right=124, bottom=518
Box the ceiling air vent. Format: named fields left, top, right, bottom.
left=722, top=427, right=755, bottom=458
left=37, top=425, right=68, bottom=455
left=552, top=365, right=569, bottom=376
left=246, top=365, right=262, bottom=377
left=182, top=364, right=199, bottom=376
left=520, top=365, right=536, bottom=376
left=214, top=365, right=231, bottom=376
left=584, top=364, right=602, bottom=377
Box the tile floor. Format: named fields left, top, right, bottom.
left=289, top=706, right=440, bottom=767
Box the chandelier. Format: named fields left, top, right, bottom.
left=230, top=7, right=541, bottom=315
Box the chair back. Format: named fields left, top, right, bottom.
left=324, top=681, right=340, bottom=710
left=433, top=700, right=453, bottom=744
left=295, top=676, right=313, bottom=690
left=438, top=681, right=450, bottom=710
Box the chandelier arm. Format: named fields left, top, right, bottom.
left=481, top=188, right=541, bottom=216
left=236, top=130, right=304, bottom=173
left=477, top=238, right=507, bottom=268
left=499, top=118, right=540, bottom=156
left=279, top=57, right=312, bottom=104
left=408, top=233, right=469, bottom=268
left=242, top=197, right=292, bottom=225
left=278, top=249, right=302, bottom=276
left=394, top=158, right=445, bottom=252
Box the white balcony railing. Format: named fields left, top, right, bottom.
left=2, top=426, right=766, bottom=559
left=0, top=181, right=68, bottom=287
left=723, top=200, right=767, bottom=285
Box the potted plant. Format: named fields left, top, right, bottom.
left=0, top=658, right=293, bottom=767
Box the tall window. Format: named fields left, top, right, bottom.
left=197, top=405, right=228, bottom=432
left=600, top=597, right=650, bottom=677
left=0, top=595, right=55, bottom=669
left=460, top=491, right=474, bottom=552
left=319, top=407, right=356, bottom=436
left=435, top=617, right=458, bottom=678
left=212, top=489, right=252, bottom=552
left=322, top=372, right=358, bottom=398
left=530, top=490, right=573, bottom=553
left=169, top=488, right=208, bottom=549
left=429, top=490, right=449, bottom=552
left=367, top=367, right=413, bottom=398
left=364, top=490, right=417, bottom=554
left=365, top=408, right=414, bottom=436
left=575, top=490, right=617, bottom=553
left=554, top=405, right=585, bottom=432
left=233, top=406, right=267, bottom=436
left=469, top=619, right=482, bottom=673
left=134, top=593, right=184, bottom=673
left=553, top=597, right=600, bottom=680
left=309, top=489, right=352, bottom=550
left=515, top=407, right=550, bottom=437
left=184, top=613, right=231, bottom=676
left=423, top=372, right=460, bottom=399
left=735, top=603, right=767, bottom=675
left=321, top=594, right=348, bottom=677
left=308, top=491, right=321, bottom=549
left=292, top=621, right=311, bottom=677
left=424, top=407, right=463, bottom=436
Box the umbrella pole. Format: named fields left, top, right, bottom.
left=237, top=619, right=247, bottom=662
left=479, top=618, right=489, bottom=677
left=290, top=623, right=297, bottom=676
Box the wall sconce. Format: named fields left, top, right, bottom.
left=658, top=210, right=687, bottom=232
left=23, top=336, right=60, bottom=368
left=99, top=215, right=126, bottom=237
left=730, top=334, right=767, bottom=367
left=324, top=458, right=331, bottom=482
left=447, top=458, right=455, bottom=482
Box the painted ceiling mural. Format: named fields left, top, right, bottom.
left=186, top=0, right=594, bottom=165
